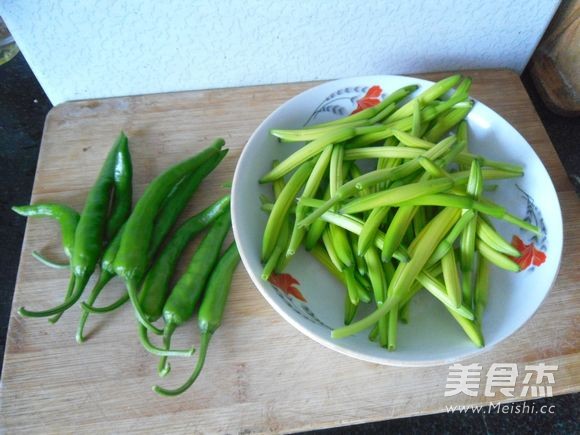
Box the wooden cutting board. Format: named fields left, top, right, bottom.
left=1, top=70, right=578, bottom=434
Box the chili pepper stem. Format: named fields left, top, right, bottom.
left=137, top=324, right=195, bottom=357
left=32, top=251, right=69, bottom=269
left=158, top=356, right=171, bottom=377
left=48, top=273, right=77, bottom=324
left=76, top=272, right=114, bottom=343
left=81, top=292, right=129, bottom=314
left=154, top=331, right=211, bottom=397
left=126, top=280, right=164, bottom=335
left=157, top=322, right=177, bottom=377
left=19, top=273, right=89, bottom=318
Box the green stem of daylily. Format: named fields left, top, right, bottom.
left=427, top=209, right=476, bottom=266
left=385, top=74, right=463, bottom=122
left=298, top=200, right=410, bottom=263
left=287, top=144, right=333, bottom=256
left=322, top=228, right=344, bottom=271
left=460, top=160, right=482, bottom=307
left=364, top=246, right=389, bottom=347
left=474, top=256, right=490, bottom=323
left=424, top=98, right=473, bottom=142
left=272, top=120, right=368, bottom=142
left=442, top=248, right=462, bottom=309
left=393, top=129, right=524, bottom=174
left=476, top=239, right=520, bottom=272
left=476, top=216, right=521, bottom=257
left=331, top=208, right=460, bottom=339
left=343, top=266, right=360, bottom=305
left=341, top=178, right=455, bottom=214
left=411, top=99, right=421, bottom=137
left=358, top=206, right=391, bottom=256
left=382, top=206, right=418, bottom=262
left=416, top=271, right=474, bottom=320
left=297, top=137, right=456, bottom=229
left=260, top=128, right=356, bottom=183
left=261, top=161, right=313, bottom=261
left=304, top=84, right=419, bottom=130
left=309, top=244, right=347, bottom=285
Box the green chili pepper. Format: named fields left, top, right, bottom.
left=139, top=207, right=232, bottom=363
left=155, top=210, right=232, bottom=373
left=80, top=196, right=231, bottom=343
left=154, top=242, right=240, bottom=396
left=18, top=137, right=121, bottom=319
left=75, top=136, right=133, bottom=333
left=114, top=140, right=225, bottom=334
left=12, top=203, right=80, bottom=259
left=105, top=132, right=132, bottom=242
left=76, top=223, right=125, bottom=342
left=148, top=150, right=228, bottom=257
left=82, top=151, right=228, bottom=321
left=143, top=195, right=231, bottom=317
left=79, top=225, right=137, bottom=318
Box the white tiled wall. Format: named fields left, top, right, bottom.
left=1, top=0, right=560, bottom=104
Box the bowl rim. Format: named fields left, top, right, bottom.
left=231, top=74, right=564, bottom=367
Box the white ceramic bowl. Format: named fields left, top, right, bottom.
left=231, top=75, right=563, bottom=366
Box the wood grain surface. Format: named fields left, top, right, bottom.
left=1, top=70, right=578, bottom=434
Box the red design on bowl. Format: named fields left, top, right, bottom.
left=351, top=85, right=382, bottom=114
left=510, top=235, right=547, bottom=270
left=269, top=272, right=306, bottom=302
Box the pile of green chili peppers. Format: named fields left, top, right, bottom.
left=259, top=75, right=540, bottom=350
left=13, top=132, right=240, bottom=396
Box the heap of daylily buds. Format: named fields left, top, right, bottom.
left=258, top=75, right=538, bottom=350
